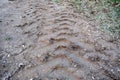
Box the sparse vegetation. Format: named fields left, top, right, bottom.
left=71, top=0, right=120, bottom=38
left=5, top=35, right=12, bottom=41
left=52, top=0, right=61, bottom=3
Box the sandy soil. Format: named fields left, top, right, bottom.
left=0, top=0, right=120, bottom=80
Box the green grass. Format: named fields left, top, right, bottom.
left=109, top=0, right=120, bottom=37
left=71, top=0, right=120, bottom=38
left=52, top=0, right=61, bottom=3
left=5, top=35, right=12, bottom=41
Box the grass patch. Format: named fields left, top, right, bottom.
left=5, top=35, right=13, bottom=41
left=71, top=0, right=120, bottom=38
left=52, top=0, right=61, bottom=3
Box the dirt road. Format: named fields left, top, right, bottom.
left=0, top=0, right=120, bottom=80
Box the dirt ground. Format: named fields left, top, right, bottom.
left=0, top=0, right=120, bottom=80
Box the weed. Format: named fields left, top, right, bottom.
left=52, top=0, right=61, bottom=3
left=5, top=35, right=12, bottom=41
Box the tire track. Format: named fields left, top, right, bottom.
left=16, top=1, right=109, bottom=80
left=1, top=0, right=119, bottom=80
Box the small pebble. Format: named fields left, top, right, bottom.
left=22, top=44, right=25, bottom=48
left=19, top=63, right=25, bottom=68
left=7, top=54, right=10, bottom=57
left=92, top=76, right=95, bottom=79
left=74, top=64, right=77, bottom=68
left=29, top=78, right=33, bottom=80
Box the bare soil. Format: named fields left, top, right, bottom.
left=0, top=0, right=120, bottom=80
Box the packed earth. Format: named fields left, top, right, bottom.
left=0, top=0, right=120, bottom=80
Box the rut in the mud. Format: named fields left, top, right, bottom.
left=0, top=0, right=120, bottom=80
